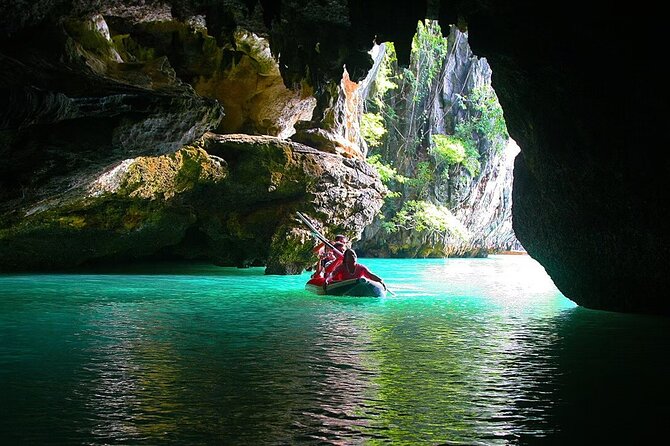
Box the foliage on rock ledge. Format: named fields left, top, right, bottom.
left=357, top=20, right=517, bottom=258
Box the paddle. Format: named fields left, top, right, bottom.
left=295, top=211, right=396, bottom=296
left=295, top=211, right=344, bottom=257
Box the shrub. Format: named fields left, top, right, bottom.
left=361, top=113, right=387, bottom=148
left=384, top=200, right=470, bottom=241
left=431, top=134, right=466, bottom=166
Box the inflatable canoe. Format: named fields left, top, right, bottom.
left=305, top=277, right=386, bottom=298
left=305, top=277, right=327, bottom=295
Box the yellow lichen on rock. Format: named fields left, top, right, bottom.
left=120, top=147, right=227, bottom=200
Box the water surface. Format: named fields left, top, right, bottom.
left=1, top=256, right=668, bottom=444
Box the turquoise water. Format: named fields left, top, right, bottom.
left=1, top=256, right=669, bottom=444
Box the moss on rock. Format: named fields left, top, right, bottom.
left=0, top=134, right=384, bottom=273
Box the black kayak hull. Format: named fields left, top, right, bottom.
left=323, top=278, right=386, bottom=298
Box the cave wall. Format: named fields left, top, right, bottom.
left=443, top=1, right=669, bottom=313
left=0, top=11, right=224, bottom=214
left=0, top=4, right=381, bottom=275
left=1, top=0, right=668, bottom=313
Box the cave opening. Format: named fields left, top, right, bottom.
left=352, top=18, right=524, bottom=260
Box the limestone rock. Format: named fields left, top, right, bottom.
left=0, top=14, right=224, bottom=214
left=0, top=133, right=384, bottom=273
left=202, top=134, right=384, bottom=274
left=356, top=25, right=520, bottom=258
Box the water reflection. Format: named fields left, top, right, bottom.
left=77, top=302, right=184, bottom=442
left=1, top=259, right=669, bottom=444
left=352, top=304, right=558, bottom=444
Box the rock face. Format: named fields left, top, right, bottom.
left=0, top=146, right=226, bottom=270
left=202, top=134, right=384, bottom=274
left=356, top=24, right=520, bottom=258
left=0, top=5, right=377, bottom=275
left=448, top=1, right=669, bottom=314
left=439, top=29, right=520, bottom=253
left=0, top=133, right=384, bottom=272
left=0, top=13, right=224, bottom=215
left=108, top=19, right=317, bottom=138
left=292, top=69, right=369, bottom=159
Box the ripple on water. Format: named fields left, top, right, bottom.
left=1, top=257, right=669, bottom=444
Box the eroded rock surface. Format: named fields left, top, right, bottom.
left=0, top=13, right=224, bottom=214
left=0, top=133, right=384, bottom=272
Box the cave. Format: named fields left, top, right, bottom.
left=1, top=0, right=667, bottom=315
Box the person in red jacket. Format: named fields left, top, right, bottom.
left=323, top=242, right=345, bottom=275
left=326, top=248, right=386, bottom=290
left=311, top=242, right=345, bottom=279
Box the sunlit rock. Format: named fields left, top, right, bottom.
left=356, top=25, right=520, bottom=258
left=0, top=134, right=384, bottom=273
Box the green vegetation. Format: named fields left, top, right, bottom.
left=382, top=200, right=470, bottom=242
left=360, top=43, right=399, bottom=153
left=367, top=154, right=406, bottom=199
left=431, top=134, right=465, bottom=166
left=455, top=85, right=509, bottom=154
left=360, top=20, right=510, bottom=256
left=397, top=20, right=450, bottom=157
left=409, top=20, right=449, bottom=105
left=421, top=85, right=509, bottom=179
left=361, top=113, right=387, bottom=148
left=367, top=155, right=404, bottom=184
left=405, top=161, right=433, bottom=196
left=371, top=43, right=398, bottom=111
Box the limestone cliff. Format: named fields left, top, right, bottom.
left=0, top=7, right=383, bottom=274
left=356, top=24, right=520, bottom=258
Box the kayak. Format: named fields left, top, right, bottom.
left=305, top=276, right=327, bottom=295
left=305, top=277, right=386, bottom=298
left=326, top=277, right=386, bottom=297
left=296, top=211, right=388, bottom=298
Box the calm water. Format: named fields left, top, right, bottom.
left=1, top=256, right=669, bottom=445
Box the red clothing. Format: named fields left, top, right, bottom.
left=311, top=255, right=342, bottom=279
left=330, top=263, right=372, bottom=282
left=324, top=258, right=342, bottom=275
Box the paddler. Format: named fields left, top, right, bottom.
left=326, top=248, right=386, bottom=290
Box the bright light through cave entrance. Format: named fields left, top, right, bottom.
left=352, top=19, right=525, bottom=261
